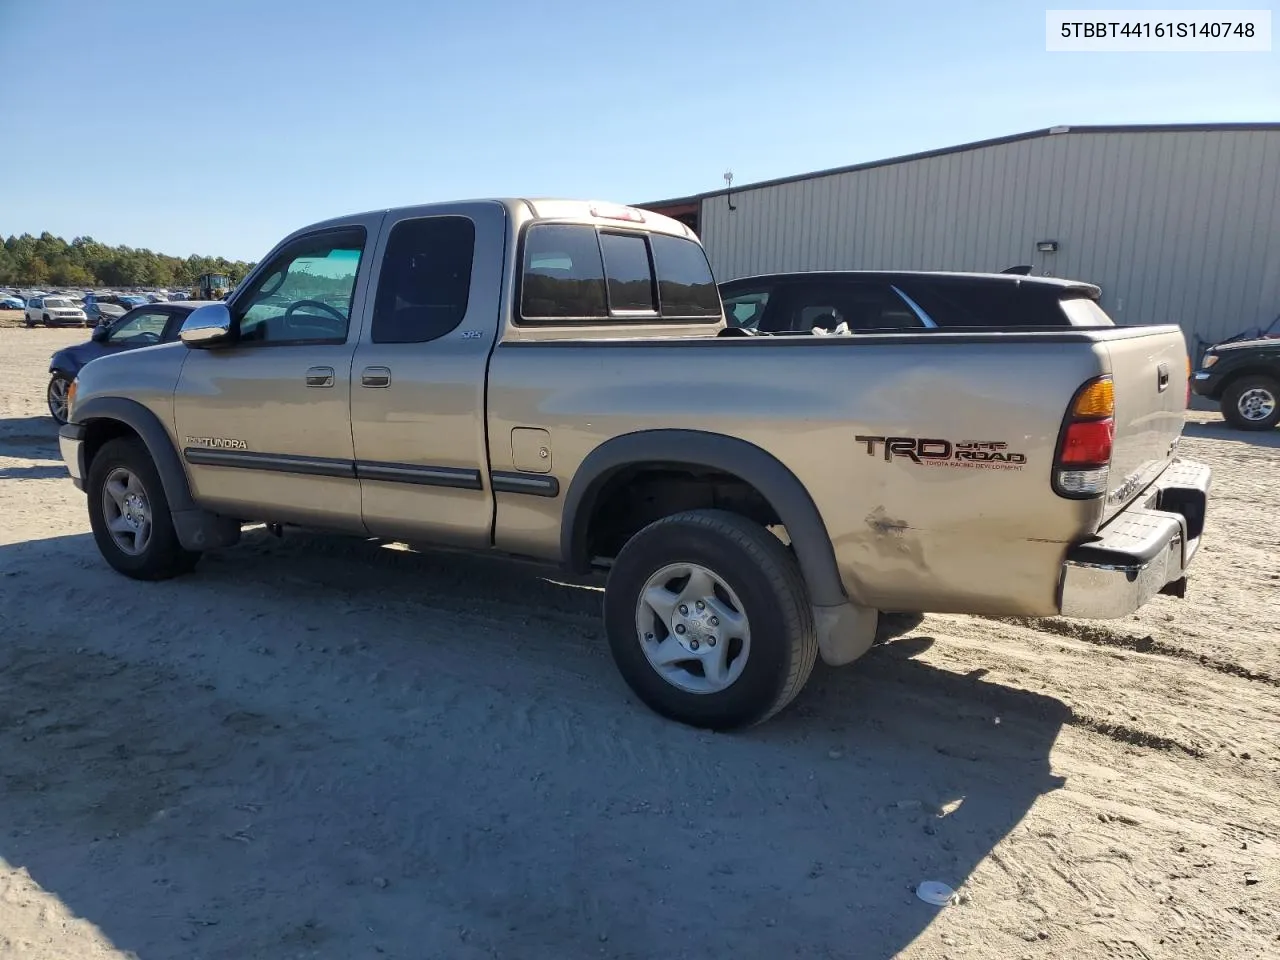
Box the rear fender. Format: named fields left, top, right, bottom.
left=561, top=429, right=879, bottom=666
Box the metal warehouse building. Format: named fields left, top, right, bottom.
left=641, top=123, right=1280, bottom=352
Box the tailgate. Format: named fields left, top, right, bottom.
left=1101, top=328, right=1188, bottom=521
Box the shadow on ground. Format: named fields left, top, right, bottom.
left=0, top=463, right=68, bottom=480
left=1183, top=418, right=1280, bottom=449
left=1, top=529, right=1067, bottom=959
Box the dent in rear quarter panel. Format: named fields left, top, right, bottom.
left=487, top=335, right=1109, bottom=617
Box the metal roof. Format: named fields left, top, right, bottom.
left=638, top=122, right=1280, bottom=207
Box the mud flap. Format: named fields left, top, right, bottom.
left=813, top=602, right=880, bottom=666
left=172, top=510, right=242, bottom=551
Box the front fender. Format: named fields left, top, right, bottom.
left=74, top=396, right=197, bottom=513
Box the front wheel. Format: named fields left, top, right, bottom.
left=1221, top=375, right=1280, bottom=431
left=86, top=437, right=200, bottom=580
left=43, top=313, right=54, bottom=327
left=603, top=509, right=818, bottom=730
left=46, top=373, right=72, bottom=424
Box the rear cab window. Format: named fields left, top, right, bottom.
left=519, top=223, right=720, bottom=324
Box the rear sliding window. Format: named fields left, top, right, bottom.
left=520, top=224, right=720, bottom=323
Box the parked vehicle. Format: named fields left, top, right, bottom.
left=82, top=293, right=131, bottom=327
left=1, top=295, right=24, bottom=309
left=24, top=296, right=88, bottom=327
left=46, top=302, right=199, bottom=424
left=192, top=273, right=232, bottom=300
left=58, top=199, right=1210, bottom=729
left=720, top=271, right=1116, bottom=334
left=1192, top=331, right=1280, bottom=431
left=1213, top=313, right=1280, bottom=346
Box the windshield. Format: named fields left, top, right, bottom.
left=45, top=298, right=73, bottom=309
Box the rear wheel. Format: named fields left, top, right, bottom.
left=603, top=509, right=818, bottom=730
left=1221, top=375, right=1280, bottom=431
left=86, top=437, right=200, bottom=580
left=46, top=373, right=72, bottom=424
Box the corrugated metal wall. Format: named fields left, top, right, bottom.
left=698, top=129, right=1280, bottom=347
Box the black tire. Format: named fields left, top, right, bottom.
left=86, top=437, right=200, bottom=580
left=1220, top=374, right=1280, bottom=431
left=24, top=315, right=36, bottom=328
left=43, top=313, right=53, bottom=327
left=46, top=373, right=72, bottom=425
left=604, top=509, right=818, bottom=730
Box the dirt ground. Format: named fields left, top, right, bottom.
left=1, top=325, right=1276, bottom=960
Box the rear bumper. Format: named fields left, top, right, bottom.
left=1059, top=459, right=1211, bottom=619
left=59, top=422, right=86, bottom=492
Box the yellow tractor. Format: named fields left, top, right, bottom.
left=192, top=273, right=231, bottom=300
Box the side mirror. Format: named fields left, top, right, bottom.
left=180, top=303, right=234, bottom=348
left=91, top=325, right=110, bottom=343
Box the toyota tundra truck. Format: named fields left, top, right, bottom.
left=57, top=198, right=1211, bottom=729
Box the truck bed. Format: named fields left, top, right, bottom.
left=486, top=324, right=1190, bottom=617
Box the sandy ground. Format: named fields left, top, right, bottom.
left=0, top=326, right=1276, bottom=960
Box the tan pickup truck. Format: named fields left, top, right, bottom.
left=58, top=198, right=1211, bottom=729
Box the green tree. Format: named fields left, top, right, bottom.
left=0, top=231, right=255, bottom=287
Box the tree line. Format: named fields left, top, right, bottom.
left=0, top=231, right=256, bottom=289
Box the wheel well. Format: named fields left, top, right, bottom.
left=82, top=418, right=141, bottom=474
left=581, top=464, right=783, bottom=565
left=1219, top=366, right=1280, bottom=397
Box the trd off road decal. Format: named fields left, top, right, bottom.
left=855, top=436, right=1027, bottom=471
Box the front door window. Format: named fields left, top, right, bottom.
left=233, top=229, right=366, bottom=345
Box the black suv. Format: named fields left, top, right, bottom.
left=718, top=271, right=1115, bottom=335
left=1192, top=321, right=1280, bottom=431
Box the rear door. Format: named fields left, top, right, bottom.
left=349, top=201, right=506, bottom=548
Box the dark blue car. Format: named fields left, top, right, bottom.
left=47, top=302, right=199, bottom=423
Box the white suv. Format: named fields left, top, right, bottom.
left=25, top=296, right=88, bottom=327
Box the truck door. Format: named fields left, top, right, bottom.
left=173, top=217, right=381, bottom=531
left=349, top=201, right=506, bottom=548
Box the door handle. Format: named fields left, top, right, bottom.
left=361, top=366, right=391, bottom=388
left=1157, top=362, right=1170, bottom=392
left=305, top=366, right=335, bottom=388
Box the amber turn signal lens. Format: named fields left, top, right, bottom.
left=1071, top=376, right=1114, bottom=418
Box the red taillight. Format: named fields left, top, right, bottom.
left=1054, top=375, right=1115, bottom=498
left=1059, top=418, right=1114, bottom=465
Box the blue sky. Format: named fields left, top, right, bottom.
left=1, top=0, right=1276, bottom=261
